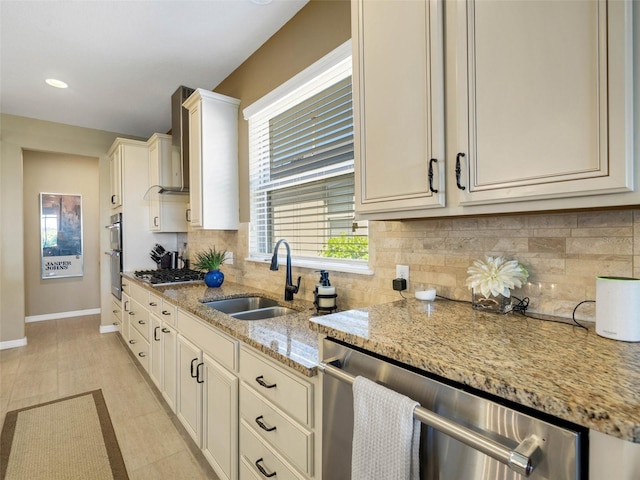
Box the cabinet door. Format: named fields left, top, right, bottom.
left=188, top=101, right=203, bottom=228
left=455, top=0, right=633, bottom=205
left=149, top=314, right=162, bottom=389
left=354, top=0, right=445, bottom=217
left=202, top=353, right=239, bottom=480
left=109, top=147, right=122, bottom=209
left=177, top=334, right=203, bottom=446
left=161, top=323, right=178, bottom=413
left=121, top=293, right=131, bottom=342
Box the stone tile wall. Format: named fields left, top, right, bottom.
left=188, top=209, right=640, bottom=322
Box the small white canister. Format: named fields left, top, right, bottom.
left=595, top=276, right=640, bottom=342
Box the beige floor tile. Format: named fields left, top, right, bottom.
left=0, top=315, right=213, bottom=479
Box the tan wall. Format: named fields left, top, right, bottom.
left=23, top=151, right=100, bottom=317
left=0, top=114, right=123, bottom=343
left=189, top=0, right=640, bottom=323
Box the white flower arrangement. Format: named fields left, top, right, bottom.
left=466, top=256, right=529, bottom=298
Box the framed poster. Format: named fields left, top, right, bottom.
left=40, top=193, right=83, bottom=278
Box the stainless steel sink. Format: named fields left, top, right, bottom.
left=229, top=306, right=298, bottom=321
left=202, top=296, right=279, bottom=314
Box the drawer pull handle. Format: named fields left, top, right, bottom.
left=149, top=302, right=157, bottom=307
left=112, top=309, right=119, bottom=314
left=161, top=328, right=171, bottom=333
left=196, top=363, right=204, bottom=384
left=255, top=415, right=276, bottom=432
left=138, top=320, right=145, bottom=325
left=129, top=339, right=136, bottom=345
left=190, top=358, right=199, bottom=378
left=255, top=375, right=276, bottom=389
left=128, top=311, right=135, bottom=316
left=112, top=321, right=120, bottom=326
left=138, top=352, right=146, bottom=358
left=161, top=310, right=171, bottom=316
left=154, top=326, right=160, bottom=342
left=255, top=458, right=276, bottom=478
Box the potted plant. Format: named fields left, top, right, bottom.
left=193, top=246, right=227, bottom=288
left=466, top=256, right=528, bottom=314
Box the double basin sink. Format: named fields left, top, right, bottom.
left=202, top=296, right=297, bottom=321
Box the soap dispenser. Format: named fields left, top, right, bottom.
left=314, top=270, right=337, bottom=314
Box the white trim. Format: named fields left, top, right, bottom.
left=243, top=40, right=352, bottom=120
left=100, top=324, right=119, bottom=334
left=0, top=337, right=27, bottom=350
left=246, top=255, right=374, bottom=276
left=25, top=308, right=101, bottom=323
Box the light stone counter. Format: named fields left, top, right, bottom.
left=124, top=274, right=320, bottom=376
left=308, top=297, right=640, bottom=444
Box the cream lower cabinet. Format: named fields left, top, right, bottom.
left=353, top=0, right=445, bottom=217
left=238, top=345, right=317, bottom=480
left=176, top=309, right=239, bottom=480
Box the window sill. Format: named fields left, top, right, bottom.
left=246, top=255, right=374, bottom=276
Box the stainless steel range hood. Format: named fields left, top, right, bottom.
left=144, top=86, right=195, bottom=200
left=157, top=85, right=195, bottom=195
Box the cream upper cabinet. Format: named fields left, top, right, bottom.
left=109, top=146, right=122, bottom=209
left=183, top=89, right=240, bottom=230
left=454, top=0, right=634, bottom=206
left=353, top=0, right=445, bottom=217
left=147, top=133, right=188, bottom=232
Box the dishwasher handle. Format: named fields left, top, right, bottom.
left=319, top=360, right=541, bottom=477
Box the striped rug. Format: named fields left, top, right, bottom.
left=0, top=390, right=128, bottom=479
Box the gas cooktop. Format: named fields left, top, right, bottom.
left=134, top=268, right=204, bottom=286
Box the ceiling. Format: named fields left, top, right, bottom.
left=0, top=0, right=309, bottom=139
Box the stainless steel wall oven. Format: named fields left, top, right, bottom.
left=106, top=213, right=122, bottom=300
left=321, top=338, right=587, bottom=480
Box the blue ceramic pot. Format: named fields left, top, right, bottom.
left=204, top=270, right=224, bottom=288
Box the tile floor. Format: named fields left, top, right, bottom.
left=0, top=315, right=218, bottom=479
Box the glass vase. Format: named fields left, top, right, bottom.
left=471, top=289, right=512, bottom=314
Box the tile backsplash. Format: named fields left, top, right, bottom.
left=188, top=208, right=639, bottom=322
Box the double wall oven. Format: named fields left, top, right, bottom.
left=106, top=213, right=123, bottom=300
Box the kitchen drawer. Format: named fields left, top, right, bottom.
left=130, top=282, right=149, bottom=306
left=240, top=421, right=305, bottom=480
left=148, top=292, right=162, bottom=316
left=129, top=299, right=150, bottom=342
left=127, top=323, right=149, bottom=372
left=121, top=279, right=131, bottom=296
left=177, top=309, right=237, bottom=371
left=111, top=299, right=122, bottom=333
left=240, top=383, right=313, bottom=476
left=239, top=346, right=313, bottom=427
left=159, top=299, right=177, bottom=326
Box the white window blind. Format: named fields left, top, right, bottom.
left=245, top=43, right=368, bottom=267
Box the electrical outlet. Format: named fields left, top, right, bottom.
left=226, top=252, right=234, bottom=265
left=396, top=265, right=409, bottom=288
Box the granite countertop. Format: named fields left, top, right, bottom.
left=124, top=273, right=320, bottom=376
left=308, top=297, right=640, bottom=443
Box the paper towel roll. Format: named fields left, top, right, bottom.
left=595, top=276, right=640, bottom=342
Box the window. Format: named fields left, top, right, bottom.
left=244, top=41, right=368, bottom=272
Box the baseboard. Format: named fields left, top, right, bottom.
left=25, top=308, right=101, bottom=323
left=0, top=337, right=27, bottom=350
left=100, top=324, right=119, bottom=334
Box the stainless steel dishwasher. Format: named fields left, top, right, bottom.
left=320, top=338, right=587, bottom=479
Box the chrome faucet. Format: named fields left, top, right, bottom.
left=270, top=239, right=301, bottom=301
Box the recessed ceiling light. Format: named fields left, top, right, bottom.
left=45, top=78, right=68, bottom=89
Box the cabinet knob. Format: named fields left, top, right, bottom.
left=149, top=302, right=157, bottom=307
left=138, top=320, right=145, bottom=325
left=138, top=352, right=146, bottom=358
left=162, top=310, right=171, bottom=316
left=129, top=339, right=136, bottom=345
left=161, top=328, right=171, bottom=333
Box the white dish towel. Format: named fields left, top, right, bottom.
left=351, top=376, right=420, bottom=480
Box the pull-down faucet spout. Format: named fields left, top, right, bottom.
left=270, top=239, right=301, bottom=301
